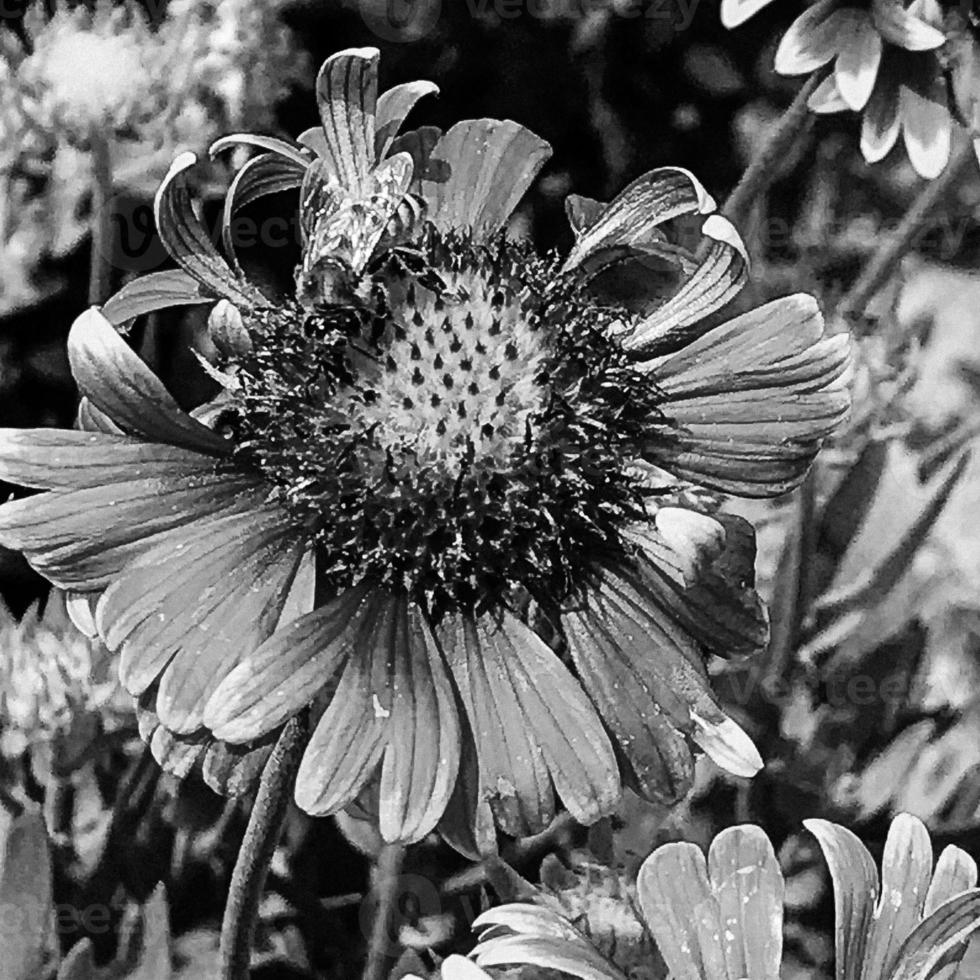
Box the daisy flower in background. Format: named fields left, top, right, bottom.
left=0, top=48, right=850, bottom=851
left=723, top=0, right=956, bottom=179
left=471, top=813, right=980, bottom=980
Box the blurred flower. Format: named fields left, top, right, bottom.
left=0, top=591, right=127, bottom=780
left=0, top=48, right=851, bottom=850
left=472, top=815, right=980, bottom=980
left=725, top=0, right=957, bottom=178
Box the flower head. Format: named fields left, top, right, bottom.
left=0, top=591, right=127, bottom=778
left=0, top=48, right=850, bottom=849
left=725, top=0, right=955, bottom=179
left=471, top=814, right=980, bottom=980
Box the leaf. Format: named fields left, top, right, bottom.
left=804, top=819, right=879, bottom=980
left=126, top=884, right=172, bottom=980
left=56, top=941, right=97, bottom=980
left=0, top=805, right=52, bottom=980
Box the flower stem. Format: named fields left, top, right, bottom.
left=363, top=842, right=407, bottom=980
left=838, top=140, right=974, bottom=321
left=87, top=132, right=114, bottom=306
left=722, top=73, right=822, bottom=226
left=219, top=714, right=308, bottom=980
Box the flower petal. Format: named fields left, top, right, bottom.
left=420, top=120, right=552, bottom=240
left=721, top=0, right=777, bottom=28
left=375, top=80, right=440, bottom=162
left=775, top=0, right=849, bottom=76
left=474, top=936, right=626, bottom=980
left=293, top=592, right=400, bottom=817
left=628, top=513, right=770, bottom=659
left=315, top=47, right=379, bottom=187
left=861, top=814, right=933, bottom=980
left=871, top=0, right=946, bottom=51
left=0, top=472, right=261, bottom=591
left=378, top=603, right=461, bottom=843
left=562, top=568, right=702, bottom=803
left=901, top=84, right=952, bottom=180
left=707, top=825, right=784, bottom=980
left=690, top=711, right=763, bottom=778
left=637, top=840, right=729, bottom=980
left=68, top=309, right=231, bottom=455
left=442, top=611, right=619, bottom=836
left=835, top=15, right=883, bottom=111
left=862, top=74, right=902, bottom=163
left=809, top=74, right=851, bottom=114
left=625, top=213, right=749, bottom=356
left=205, top=584, right=373, bottom=742
left=925, top=848, right=979, bottom=915
left=563, top=167, right=715, bottom=278
left=0, top=428, right=215, bottom=491
left=153, top=538, right=305, bottom=734
left=209, top=133, right=310, bottom=168
left=101, top=270, right=214, bottom=326
left=645, top=295, right=851, bottom=497
left=96, top=503, right=300, bottom=698
left=154, top=153, right=269, bottom=308
left=202, top=738, right=275, bottom=797
left=889, top=891, right=980, bottom=980
left=804, top=819, right=879, bottom=980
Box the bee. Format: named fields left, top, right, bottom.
left=294, top=151, right=426, bottom=310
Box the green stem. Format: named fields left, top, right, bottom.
left=722, top=73, right=822, bottom=226
left=218, top=714, right=309, bottom=980
left=87, top=132, right=114, bottom=306
left=838, top=140, right=974, bottom=321
left=362, top=842, right=407, bottom=980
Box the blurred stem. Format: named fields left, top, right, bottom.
left=838, top=140, right=973, bottom=321
left=88, top=132, right=113, bottom=306
left=722, top=73, right=822, bottom=226
left=219, top=713, right=308, bottom=980
left=363, top=842, right=407, bottom=980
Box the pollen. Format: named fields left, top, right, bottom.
left=350, top=266, right=547, bottom=471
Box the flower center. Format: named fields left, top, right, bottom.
left=347, top=262, right=547, bottom=472
left=229, top=232, right=659, bottom=616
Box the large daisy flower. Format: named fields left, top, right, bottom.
left=0, top=48, right=851, bottom=851
left=724, top=0, right=953, bottom=179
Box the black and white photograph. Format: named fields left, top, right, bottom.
left=1, top=1, right=979, bottom=977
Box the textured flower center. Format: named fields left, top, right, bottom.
left=229, top=232, right=659, bottom=616
left=348, top=265, right=547, bottom=471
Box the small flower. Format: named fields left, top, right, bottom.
left=0, top=591, right=127, bottom=779
left=0, top=48, right=850, bottom=849
left=471, top=814, right=980, bottom=980
left=725, top=0, right=955, bottom=178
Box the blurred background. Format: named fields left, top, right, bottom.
left=4, top=1, right=980, bottom=978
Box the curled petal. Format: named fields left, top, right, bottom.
left=154, top=153, right=268, bottom=308
left=316, top=47, right=380, bottom=188
left=375, top=80, right=440, bottom=162
left=563, top=167, right=715, bottom=278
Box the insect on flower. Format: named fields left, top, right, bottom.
left=0, top=48, right=851, bottom=851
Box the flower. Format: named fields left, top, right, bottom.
left=471, top=814, right=980, bottom=980
left=0, top=591, right=128, bottom=781
left=725, top=0, right=955, bottom=179
left=0, top=48, right=850, bottom=850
